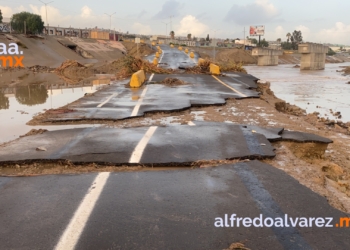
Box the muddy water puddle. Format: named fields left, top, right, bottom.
left=0, top=80, right=109, bottom=144
left=247, top=63, right=350, bottom=122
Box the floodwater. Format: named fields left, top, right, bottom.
left=246, top=63, right=350, bottom=122
left=0, top=81, right=108, bottom=144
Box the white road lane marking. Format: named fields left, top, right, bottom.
left=188, top=121, right=196, bottom=126
left=97, top=93, right=119, bottom=108
left=129, top=126, right=158, bottom=163
left=130, top=73, right=154, bottom=117
left=158, top=52, right=164, bottom=65
left=131, top=86, right=149, bottom=117
left=212, top=75, right=247, bottom=97
left=148, top=73, right=155, bottom=82
left=54, top=172, right=110, bottom=250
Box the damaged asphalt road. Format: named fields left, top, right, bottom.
left=34, top=73, right=260, bottom=123
left=0, top=44, right=347, bottom=250
left=146, top=44, right=200, bottom=69
left=0, top=122, right=332, bottom=165
left=0, top=161, right=349, bottom=250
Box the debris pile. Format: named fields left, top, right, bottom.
left=55, top=60, right=86, bottom=74
left=218, top=61, right=247, bottom=73
left=20, top=129, right=48, bottom=138
left=185, top=59, right=211, bottom=74
left=159, top=77, right=187, bottom=87
left=185, top=58, right=247, bottom=74
left=28, top=65, right=54, bottom=73
left=117, top=56, right=173, bottom=78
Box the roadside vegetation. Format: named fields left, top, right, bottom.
left=10, top=12, right=44, bottom=34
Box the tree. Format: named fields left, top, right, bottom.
left=251, top=38, right=258, bottom=45
left=170, top=30, right=175, bottom=39
left=0, top=92, right=9, bottom=110
left=291, top=30, right=303, bottom=50
left=327, top=48, right=336, bottom=56
left=281, top=42, right=293, bottom=50
left=11, top=12, right=44, bottom=34
left=192, top=36, right=197, bottom=41
left=277, top=38, right=281, bottom=43
left=286, top=32, right=291, bottom=43
left=0, top=9, right=3, bottom=23
left=206, top=34, right=210, bottom=41
left=187, top=33, right=192, bottom=40
left=15, top=85, right=48, bottom=106
left=260, top=38, right=269, bottom=48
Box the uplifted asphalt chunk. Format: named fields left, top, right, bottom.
left=225, top=72, right=259, bottom=89
left=0, top=124, right=275, bottom=164
left=281, top=130, right=333, bottom=144
left=194, top=122, right=332, bottom=144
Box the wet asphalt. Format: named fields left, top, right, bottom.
left=0, top=45, right=347, bottom=250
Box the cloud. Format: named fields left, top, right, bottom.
left=295, top=25, right=310, bottom=40
left=0, top=5, right=27, bottom=18
left=29, top=4, right=71, bottom=26
left=132, top=22, right=152, bottom=35
left=80, top=6, right=93, bottom=18
left=317, top=22, right=350, bottom=44
left=224, top=0, right=280, bottom=25
left=175, top=15, right=209, bottom=37
left=152, top=0, right=182, bottom=19
left=274, top=25, right=285, bottom=36
left=138, top=10, right=147, bottom=19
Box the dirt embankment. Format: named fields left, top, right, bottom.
left=122, top=41, right=155, bottom=57
left=195, top=47, right=257, bottom=65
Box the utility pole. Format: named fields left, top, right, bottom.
left=39, top=0, right=54, bottom=35
left=169, top=15, right=174, bottom=37
left=243, top=27, right=245, bottom=47
left=24, top=21, right=26, bottom=35
left=162, top=21, right=169, bottom=43
left=105, top=12, right=116, bottom=33
left=213, top=29, right=220, bottom=62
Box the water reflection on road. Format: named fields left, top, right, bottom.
left=0, top=80, right=108, bottom=144
left=247, top=63, right=350, bottom=122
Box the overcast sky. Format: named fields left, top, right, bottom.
left=1, top=0, right=350, bottom=44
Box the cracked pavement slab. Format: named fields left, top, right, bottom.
left=0, top=122, right=333, bottom=165
left=33, top=73, right=260, bottom=123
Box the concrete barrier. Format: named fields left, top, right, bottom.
left=155, top=52, right=160, bottom=58
left=298, top=43, right=328, bottom=70
left=158, top=49, right=162, bottom=54
left=210, top=63, right=220, bottom=75
left=185, top=48, right=189, bottom=54
left=153, top=58, right=158, bottom=66
left=170, top=44, right=174, bottom=48
left=190, top=52, right=195, bottom=59
left=130, top=70, right=146, bottom=88
left=179, top=46, right=183, bottom=51
left=252, top=48, right=283, bottom=66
